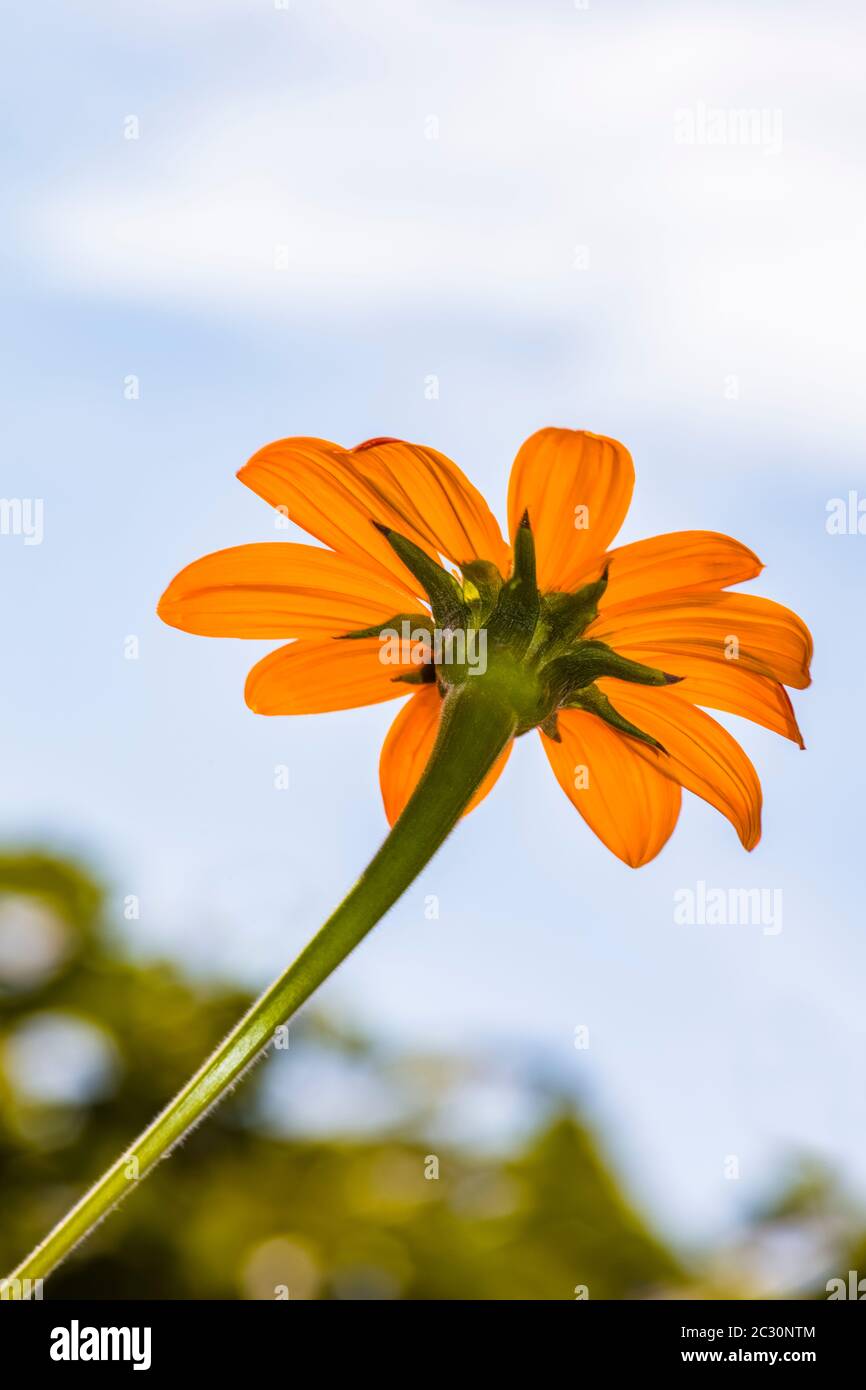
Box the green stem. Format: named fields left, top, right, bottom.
left=4, top=681, right=516, bottom=1292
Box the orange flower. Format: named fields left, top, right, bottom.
left=158, top=429, right=811, bottom=867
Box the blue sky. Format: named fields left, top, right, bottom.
left=2, top=0, right=865, bottom=1246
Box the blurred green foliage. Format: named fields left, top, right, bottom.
left=0, top=851, right=861, bottom=1300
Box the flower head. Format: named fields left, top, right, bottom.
left=158, top=429, right=811, bottom=867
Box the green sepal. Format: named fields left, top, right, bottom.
left=336, top=612, right=433, bottom=641
left=544, top=640, right=682, bottom=702
left=538, top=711, right=561, bottom=742
left=392, top=666, right=436, bottom=686
left=372, top=524, right=468, bottom=629
left=566, top=683, right=668, bottom=753
left=487, top=511, right=540, bottom=656
left=540, top=566, right=610, bottom=644
left=460, top=559, right=503, bottom=618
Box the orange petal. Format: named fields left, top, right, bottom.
left=542, top=711, right=681, bottom=867
left=379, top=685, right=512, bottom=826
left=586, top=530, right=763, bottom=608
left=657, top=658, right=804, bottom=747
left=598, top=681, right=762, bottom=850
left=238, top=435, right=510, bottom=592
left=158, top=543, right=420, bottom=639
left=245, top=638, right=429, bottom=715
left=506, top=428, right=634, bottom=591
left=588, top=592, right=812, bottom=689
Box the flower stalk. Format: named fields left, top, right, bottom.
left=5, top=681, right=517, bottom=1291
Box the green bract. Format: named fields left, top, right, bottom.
left=344, top=517, right=681, bottom=746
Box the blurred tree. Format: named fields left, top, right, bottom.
left=3, top=849, right=855, bottom=1300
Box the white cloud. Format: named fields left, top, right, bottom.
left=25, top=1, right=866, bottom=454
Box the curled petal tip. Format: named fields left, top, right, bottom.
left=156, top=592, right=178, bottom=628
left=352, top=436, right=400, bottom=452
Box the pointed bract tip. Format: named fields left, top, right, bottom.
left=539, top=711, right=561, bottom=741
left=519, top=508, right=531, bottom=529
left=371, top=519, right=393, bottom=537
left=663, top=673, right=684, bottom=684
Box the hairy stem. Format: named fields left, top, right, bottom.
left=4, top=682, right=516, bottom=1292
